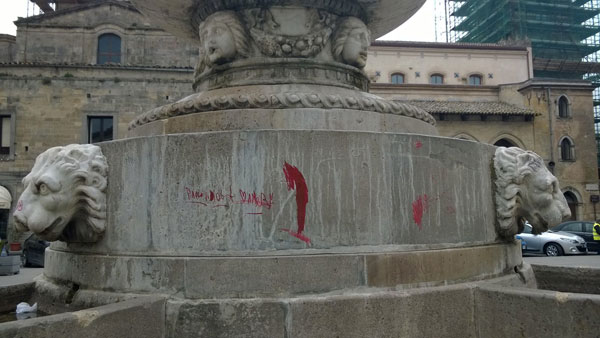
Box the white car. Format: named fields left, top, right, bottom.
left=516, top=223, right=588, bottom=256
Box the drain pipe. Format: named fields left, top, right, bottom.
left=547, top=87, right=556, bottom=174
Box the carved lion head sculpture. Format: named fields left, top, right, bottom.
left=13, top=144, right=108, bottom=243
left=494, top=147, right=570, bottom=240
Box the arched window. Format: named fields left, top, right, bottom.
left=558, top=96, right=570, bottom=118
left=563, top=191, right=578, bottom=220
left=391, top=73, right=404, bottom=84
left=494, top=139, right=517, bottom=148
left=97, top=33, right=121, bottom=65
left=560, top=138, right=574, bottom=161
left=430, top=74, right=444, bottom=84
left=468, top=74, right=482, bottom=85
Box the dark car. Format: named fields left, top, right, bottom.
left=551, top=221, right=600, bottom=254
left=21, top=234, right=50, bottom=267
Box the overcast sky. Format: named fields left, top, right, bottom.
left=0, top=0, right=437, bottom=41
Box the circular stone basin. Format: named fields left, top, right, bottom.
left=129, top=0, right=427, bottom=42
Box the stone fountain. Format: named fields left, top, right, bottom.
left=6, top=0, right=600, bottom=337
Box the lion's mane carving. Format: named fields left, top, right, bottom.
left=494, top=147, right=570, bottom=240
left=13, top=144, right=108, bottom=243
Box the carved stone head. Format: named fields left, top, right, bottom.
left=197, top=11, right=250, bottom=73
left=494, top=147, right=571, bottom=239
left=13, top=144, right=108, bottom=243
left=332, top=17, right=371, bottom=69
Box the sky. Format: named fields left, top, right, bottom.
left=0, top=0, right=437, bottom=41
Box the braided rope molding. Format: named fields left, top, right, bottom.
left=128, top=92, right=436, bottom=130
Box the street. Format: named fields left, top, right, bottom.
left=0, top=267, right=43, bottom=287
left=524, top=255, right=600, bottom=268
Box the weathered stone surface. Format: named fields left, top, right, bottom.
left=288, top=286, right=477, bottom=338
left=366, top=242, right=521, bottom=287
left=475, top=285, right=600, bottom=338
left=48, top=131, right=497, bottom=256
left=0, top=296, right=165, bottom=338
left=531, top=264, right=600, bottom=295
left=44, top=244, right=521, bottom=298
left=43, top=250, right=185, bottom=296
left=0, top=282, right=34, bottom=314
left=166, top=298, right=286, bottom=338
left=183, top=254, right=365, bottom=298
left=129, top=107, right=438, bottom=137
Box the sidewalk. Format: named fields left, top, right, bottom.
left=0, top=268, right=43, bottom=287
left=524, top=255, right=600, bottom=268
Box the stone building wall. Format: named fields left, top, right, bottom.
left=15, top=2, right=198, bottom=67
left=520, top=81, right=598, bottom=221
left=0, top=35, right=17, bottom=63
left=0, top=64, right=194, bottom=240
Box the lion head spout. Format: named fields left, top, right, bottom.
left=13, top=144, right=108, bottom=243
left=494, top=147, right=571, bottom=240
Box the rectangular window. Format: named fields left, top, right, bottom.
left=88, top=116, right=114, bottom=143
left=0, top=209, right=8, bottom=239
left=0, top=116, right=10, bottom=155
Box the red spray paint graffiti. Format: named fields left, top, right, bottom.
left=412, top=194, right=429, bottom=230
left=415, top=140, right=423, bottom=149
left=184, top=186, right=274, bottom=213
left=280, top=162, right=311, bottom=244
left=17, top=200, right=23, bottom=212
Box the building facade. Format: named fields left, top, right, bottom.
left=0, top=0, right=197, bottom=241
left=367, top=41, right=599, bottom=221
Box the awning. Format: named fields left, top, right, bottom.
left=0, top=186, right=12, bottom=209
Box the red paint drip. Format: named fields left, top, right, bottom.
left=280, top=229, right=311, bottom=244
left=281, top=162, right=311, bottom=244
left=415, top=141, right=423, bottom=149
left=412, top=194, right=428, bottom=230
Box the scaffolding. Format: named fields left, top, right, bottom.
left=443, top=0, right=600, bottom=168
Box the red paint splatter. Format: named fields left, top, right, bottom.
left=17, top=200, right=23, bottom=211
left=280, top=162, right=311, bottom=244
left=412, top=194, right=429, bottom=230
left=415, top=141, right=423, bottom=149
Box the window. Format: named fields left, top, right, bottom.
left=468, top=75, right=482, bottom=85
left=560, top=138, right=574, bottom=161
left=97, top=33, right=121, bottom=64
left=561, top=222, right=581, bottom=232
left=584, top=222, right=595, bottom=233
left=88, top=116, right=114, bottom=143
left=0, top=209, right=8, bottom=239
left=558, top=96, right=569, bottom=118
left=0, top=115, right=10, bottom=155
left=493, top=139, right=517, bottom=148
left=564, top=191, right=578, bottom=220
left=430, top=74, right=443, bottom=84
left=391, top=73, right=404, bottom=84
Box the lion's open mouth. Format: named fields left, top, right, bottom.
left=40, top=217, right=64, bottom=239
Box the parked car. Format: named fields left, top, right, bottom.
left=551, top=221, right=600, bottom=254
left=517, top=223, right=587, bottom=256
left=21, top=234, right=50, bottom=267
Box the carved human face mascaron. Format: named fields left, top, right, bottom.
left=342, top=26, right=370, bottom=68
left=201, top=21, right=237, bottom=65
